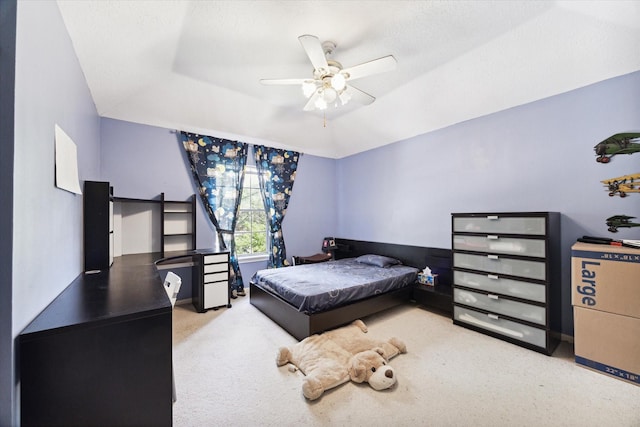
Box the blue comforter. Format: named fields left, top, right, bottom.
left=250, top=258, right=419, bottom=314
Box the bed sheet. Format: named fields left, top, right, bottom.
left=250, top=258, right=418, bottom=314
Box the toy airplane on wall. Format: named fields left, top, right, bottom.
left=606, top=215, right=640, bottom=233
left=594, top=132, right=640, bottom=163
left=602, top=173, right=640, bottom=197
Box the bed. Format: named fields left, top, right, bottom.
left=250, top=238, right=452, bottom=341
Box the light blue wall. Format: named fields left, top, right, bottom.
left=11, top=1, right=101, bottom=424
left=337, top=71, right=640, bottom=335
left=99, top=118, right=339, bottom=283
left=100, top=121, right=193, bottom=201
left=13, top=0, right=101, bottom=335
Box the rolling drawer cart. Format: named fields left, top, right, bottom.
left=192, top=250, right=231, bottom=312
left=451, top=212, right=561, bottom=355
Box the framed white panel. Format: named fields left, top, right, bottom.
left=119, top=202, right=161, bottom=255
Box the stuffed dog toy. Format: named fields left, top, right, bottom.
left=276, top=319, right=406, bottom=400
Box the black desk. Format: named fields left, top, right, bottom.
left=19, top=253, right=173, bottom=427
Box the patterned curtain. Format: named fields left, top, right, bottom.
left=180, top=131, right=248, bottom=296
left=254, top=145, right=300, bottom=268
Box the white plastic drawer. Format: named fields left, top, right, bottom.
left=204, top=282, right=228, bottom=309
left=454, top=288, right=546, bottom=325
left=204, top=254, right=228, bottom=264
left=453, top=235, right=546, bottom=258
left=453, top=271, right=546, bottom=303
left=453, top=216, right=546, bottom=235
left=453, top=253, right=546, bottom=281
left=204, top=262, right=227, bottom=274
left=454, top=306, right=546, bottom=348
left=204, top=271, right=228, bottom=283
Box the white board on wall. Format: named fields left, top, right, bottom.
left=54, top=124, right=82, bottom=195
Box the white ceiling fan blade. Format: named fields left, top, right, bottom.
left=342, top=55, right=397, bottom=81
left=346, top=85, right=375, bottom=105
left=260, top=78, right=308, bottom=85
left=303, top=91, right=321, bottom=111
left=298, top=35, right=329, bottom=73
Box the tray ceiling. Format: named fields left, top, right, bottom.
left=56, top=1, right=640, bottom=158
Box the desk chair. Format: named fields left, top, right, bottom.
left=164, top=271, right=182, bottom=307
left=163, top=271, right=182, bottom=403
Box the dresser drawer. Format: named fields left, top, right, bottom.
left=204, top=262, right=228, bottom=274
left=453, top=216, right=546, bottom=235
left=454, top=306, right=546, bottom=348
left=204, top=271, right=228, bottom=283
left=454, top=288, right=546, bottom=325
left=453, top=253, right=546, bottom=281
left=453, top=234, right=546, bottom=258
left=204, top=253, right=228, bottom=264
left=453, top=270, right=546, bottom=303
left=204, top=281, right=228, bottom=309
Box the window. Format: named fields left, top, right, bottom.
left=235, top=165, right=267, bottom=258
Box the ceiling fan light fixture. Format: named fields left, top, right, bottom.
left=339, top=90, right=352, bottom=106
left=315, top=96, right=327, bottom=110
left=331, top=73, right=346, bottom=91
left=262, top=35, right=394, bottom=112
left=302, top=80, right=316, bottom=97
left=323, top=87, right=337, bottom=103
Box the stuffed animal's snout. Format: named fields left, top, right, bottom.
left=369, top=365, right=397, bottom=391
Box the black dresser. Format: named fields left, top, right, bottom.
left=451, top=212, right=561, bottom=355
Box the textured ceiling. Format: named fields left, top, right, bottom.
left=56, top=1, right=640, bottom=158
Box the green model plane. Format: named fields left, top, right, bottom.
left=594, top=132, right=640, bottom=163
left=606, top=215, right=640, bottom=233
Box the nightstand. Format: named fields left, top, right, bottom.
left=292, top=253, right=332, bottom=265
left=413, top=281, right=453, bottom=314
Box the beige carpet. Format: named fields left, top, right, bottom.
left=172, top=292, right=640, bottom=426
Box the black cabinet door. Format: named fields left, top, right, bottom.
left=84, top=180, right=111, bottom=271
left=20, top=311, right=172, bottom=426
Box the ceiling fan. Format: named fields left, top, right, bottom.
left=260, top=35, right=397, bottom=111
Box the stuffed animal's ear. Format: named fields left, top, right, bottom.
left=373, top=347, right=385, bottom=357
left=353, top=319, right=368, bottom=333
left=276, top=347, right=292, bottom=366
left=389, top=337, right=407, bottom=354
left=349, top=357, right=367, bottom=383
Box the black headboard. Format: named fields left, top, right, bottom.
left=334, top=238, right=452, bottom=286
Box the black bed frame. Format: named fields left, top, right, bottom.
left=249, top=238, right=452, bottom=341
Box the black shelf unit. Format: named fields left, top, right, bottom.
left=160, top=193, right=196, bottom=257
left=83, top=180, right=113, bottom=271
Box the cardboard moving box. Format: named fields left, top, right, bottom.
left=574, top=307, right=640, bottom=386
left=571, top=242, right=640, bottom=318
